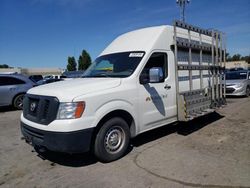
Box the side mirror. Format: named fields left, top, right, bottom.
left=149, top=67, right=164, bottom=83
left=139, top=71, right=149, bottom=84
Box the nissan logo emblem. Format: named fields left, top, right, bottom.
left=30, top=102, right=37, bottom=112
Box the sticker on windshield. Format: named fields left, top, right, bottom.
left=129, top=53, right=144, bottom=57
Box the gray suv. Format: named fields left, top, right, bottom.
left=0, top=74, right=36, bottom=109
left=226, top=70, right=250, bottom=97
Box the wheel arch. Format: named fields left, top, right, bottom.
left=93, top=109, right=137, bottom=140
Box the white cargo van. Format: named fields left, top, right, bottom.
left=21, top=21, right=226, bottom=162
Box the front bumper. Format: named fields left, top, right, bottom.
left=21, top=122, right=94, bottom=153
left=226, top=86, right=246, bottom=96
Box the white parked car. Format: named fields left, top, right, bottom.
left=226, top=70, right=250, bottom=97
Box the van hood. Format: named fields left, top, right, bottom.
left=28, top=78, right=121, bottom=102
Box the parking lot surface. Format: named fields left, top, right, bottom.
left=0, top=97, right=250, bottom=188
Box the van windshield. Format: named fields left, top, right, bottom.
left=226, top=71, right=248, bottom=80
left=83, top=51, right=145, bottom=78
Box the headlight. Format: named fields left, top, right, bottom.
left=235, top=83, right=244, bottom=88
left=57, top=102, right=85, bottom=119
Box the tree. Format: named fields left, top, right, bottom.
left=0, top=64, right=9, bottom=68
left=78, top=50, right=92, bottom=70
left=241, top=55, right=250, bottom=64
left=226, top=53, right=250, bottom=64
left=67, top=56, right=77, bottom=71
left=231, top=54, right=241, bottom=61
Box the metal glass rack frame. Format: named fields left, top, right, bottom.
left=173, top=20, right=226, bottom=121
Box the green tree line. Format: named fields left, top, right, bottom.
left=226, top=53, right=250, bottom=63
left=67, top=50, right=91, bottom=71
left=0, top=64, right=10, bottom=68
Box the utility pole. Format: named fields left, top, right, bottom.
left=176, top=0, right=190, bottom=22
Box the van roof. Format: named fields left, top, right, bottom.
left=100, top=25, right=173, bottom=56
left=100, top=24, right=214, bottom=56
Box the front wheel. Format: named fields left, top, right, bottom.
left=94, top=117, right=130, bottom=162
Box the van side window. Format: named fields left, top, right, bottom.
left=140, top=52, right=168, bottom=84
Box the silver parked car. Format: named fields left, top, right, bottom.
left=226, top=70, right=250, bottom=97
left=0, top=74, right=36, bottom=109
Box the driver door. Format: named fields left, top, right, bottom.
left=138, top=51, right=176, bottom=132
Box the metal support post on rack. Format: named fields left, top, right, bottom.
left=173, top=22, right=180, bottom=118
left=215, top=32, right=219, bottom=106
left=199, top=33, right=203, bottom=89
left=223, top=33, right=227, bottom=103
left=219, top=32, right=223, bottom=105
left=211, top=30, right=215, bottom=107
left=188, top=29, right=192, bottom=91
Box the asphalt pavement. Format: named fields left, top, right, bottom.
left=0, top=97, right=250, bottom=188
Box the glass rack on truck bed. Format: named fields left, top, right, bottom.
left=173, top=20, right=226, bottom=121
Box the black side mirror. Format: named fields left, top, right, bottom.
left=139, top=72, right=149, bottom=85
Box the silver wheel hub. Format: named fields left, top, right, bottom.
left=16, top=96, right=24, bottom=108
left=104, top=126, right=125, bottom=154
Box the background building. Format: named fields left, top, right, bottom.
left=0, top=67, right=64, bottom=76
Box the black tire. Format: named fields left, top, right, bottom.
left=94, top=117, right=130, bottom=162
left=13, top=94, right=24, bottom=110
left=246, top=86, right=250, bottom=97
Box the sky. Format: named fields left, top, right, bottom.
left=0, top=0, right=249, bottom=68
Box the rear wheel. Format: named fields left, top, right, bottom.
left=13, top=94, right=24, bottom=110
left=246, top=86, right=250, bottom=97
left=94, top=117, right=130, bottom=162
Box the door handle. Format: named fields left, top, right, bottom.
left=164, top=84, right=171, bottom=90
